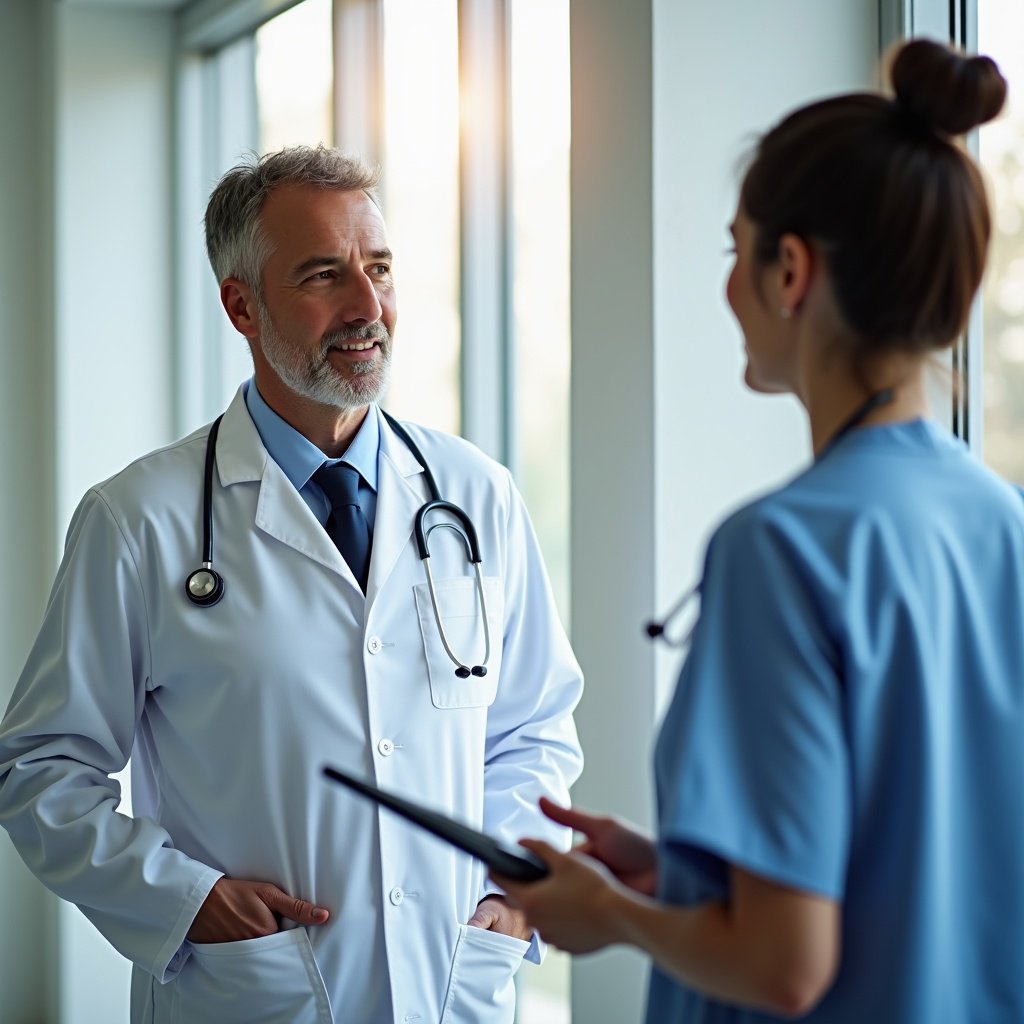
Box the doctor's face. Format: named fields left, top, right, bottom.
left=252, top=184, right=397, bottom=410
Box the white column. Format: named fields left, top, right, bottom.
left=568, top=0, right=658, bottom=1016
left=0, top=1, right=58, bottom=1016
left=568, top=1, right=880, bottom=1019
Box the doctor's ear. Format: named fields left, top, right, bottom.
left=775, top=233, right=814, bottom=318
left=220, top=278, right=260, bottom=341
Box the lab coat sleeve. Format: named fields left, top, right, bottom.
left=480, top=471, right=584, bottom=953
left=0, top=489, right=222, bottom=981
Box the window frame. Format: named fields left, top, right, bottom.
left=880, top=0, right=983, bottom=450
left=173, top=0, right=520, bottom=471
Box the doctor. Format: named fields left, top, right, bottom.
left=0, top=146, right=583, bottom=1024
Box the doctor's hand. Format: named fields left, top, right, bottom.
left=467, top=895, right=533, bottom=941
left=187, top=878, right=330, bottom=944
left=538, top=797, right=659, bottom=896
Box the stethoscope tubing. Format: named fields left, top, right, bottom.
left=200, top=415, right=223, bottom=565
left=187, top=408, right=491, bottom=676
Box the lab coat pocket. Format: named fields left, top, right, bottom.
left=439, top=924, right=529, bottom=1024
left=414, top=577, right=504, bottom=709
left=165, top=928, right=333, bottom=1024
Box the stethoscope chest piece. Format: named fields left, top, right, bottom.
left=185, top=413, right=226, bottom=608
left=186, top=564, right=224, bottom=607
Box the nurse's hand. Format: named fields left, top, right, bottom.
left=186, top=878, right=330, bottom=944
left=539, top=797, right=658, bottom=896
left=467, top=894, right=533, bottom=941
left=493, top=843, right=628, bottom=954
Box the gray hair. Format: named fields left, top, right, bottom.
left=204, top=145, right=382, bottom=294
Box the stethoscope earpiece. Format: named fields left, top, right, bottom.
left=645, top=621, right=664, bottom=639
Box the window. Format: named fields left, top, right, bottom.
left=510, top=0, right=572, bottom=624
left=979, top=0, right=1024, bottom=481
left=255, top=0, right=334, bottom=152
left=378, top=0, right=462, bottom=434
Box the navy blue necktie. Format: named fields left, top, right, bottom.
left=314, top=463, right=371, bottom=592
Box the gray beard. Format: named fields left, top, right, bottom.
left=256, top=301, right=392, bottom=410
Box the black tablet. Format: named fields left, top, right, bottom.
left=322, top=765, right=548, bottom=882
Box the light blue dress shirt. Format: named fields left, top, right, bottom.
left=244, top=378, right=379, bottom=533
left=648, top=420, right=1024, bottom=1024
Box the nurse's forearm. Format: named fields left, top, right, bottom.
left=605, top=869, right=840, bottom=1017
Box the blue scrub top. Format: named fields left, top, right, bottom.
left=649, top=419, right=1024, bottom=1024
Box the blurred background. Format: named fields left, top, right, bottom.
left=0, top=0, right=1019, bottom=1021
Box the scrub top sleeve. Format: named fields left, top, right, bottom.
left=657, top=507, right=850, bottom=901
left=0, top=489, right=222, bottom=981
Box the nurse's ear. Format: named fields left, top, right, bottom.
left=774, top=233, right=814, bottom=319
left=220, top=277, right=260, bottom=342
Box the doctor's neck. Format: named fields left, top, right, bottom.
left=253, top=370, right=371, bottom=458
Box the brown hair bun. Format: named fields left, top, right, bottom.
left=891, top=38, right=1007, bottom=137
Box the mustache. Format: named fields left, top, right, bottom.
left=321, top=323, right=390, bottom=351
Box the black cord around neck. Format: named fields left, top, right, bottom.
left=816, top=389, right=896, bottom=461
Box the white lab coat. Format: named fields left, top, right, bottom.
left=0, top=389, right=584, bottom=1024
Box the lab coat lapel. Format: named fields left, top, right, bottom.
left=367, top=408, right=429, bottom=608
left=214, top=387, right=351, bottom=580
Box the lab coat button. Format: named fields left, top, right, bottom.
left=377, top=738, right=394, bottom=756
left=367, top=636, right=383, bottom=654
left=389, top=887, right=404, bottom=906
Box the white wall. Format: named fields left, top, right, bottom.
left=0, top=3, right=178, bottom=1021
left=0, top=1, right=58, bottom=1020
left=54, top=4, right=177, bottom=532
left=651, top=2, right=880, bottom=705
left=568, top=1, right=879, bottom=1018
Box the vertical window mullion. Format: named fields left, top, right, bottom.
left=332, top=0, right=385, bottom=162
left=174, top=26, right=258, bottom=434
left=955, top=0, right=983, bottom=452
left=882, top=0, right=970, bottom=438
left=457, top=0, right=514, bottom=466
left=173, top=49, right=211, bottom=436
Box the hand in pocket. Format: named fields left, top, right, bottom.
left=187, top=877, right=330, bottom=944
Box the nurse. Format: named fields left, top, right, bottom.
left=497, top=39, right=1023, bottom=1023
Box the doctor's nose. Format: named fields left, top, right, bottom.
left=337, top=270, right=384, bottom=326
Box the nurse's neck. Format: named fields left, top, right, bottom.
left=802, top=350, right=930, bottom=459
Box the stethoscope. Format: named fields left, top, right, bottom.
left=185, top=411, right=492, bottom=679
left=645, top=389, right=895, bottom=648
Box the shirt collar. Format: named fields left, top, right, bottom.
left=243, top=378, right=380, bottom=493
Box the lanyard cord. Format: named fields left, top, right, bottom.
left=815, top=388, right=895, bottom=462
